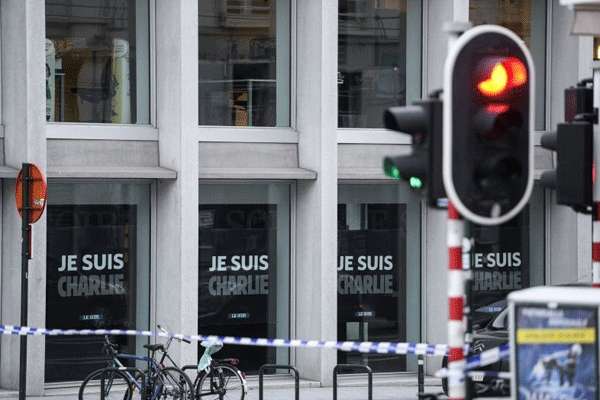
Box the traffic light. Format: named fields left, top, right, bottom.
left=382, top=97, right=445, bottom=207
left=444, top=25, right=534, bottom=225
left=540, top=82, right=594, bottom=213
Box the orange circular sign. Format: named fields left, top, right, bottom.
left=16, top=164, right=47, bottom=224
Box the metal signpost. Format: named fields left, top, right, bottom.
left=15, top=163, right=47, bottom=400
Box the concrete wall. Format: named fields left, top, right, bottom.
left=0, top=0, right=47, bottom=394
left=47, top=140, right=159, bottom=167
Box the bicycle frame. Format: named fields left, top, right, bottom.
left=111, top=351, right=159, bottom=391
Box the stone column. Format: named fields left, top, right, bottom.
left=0, top=0, right=47, bottom=394
left=295, top=0, right=339, bottom=385
left=155, top=0, right=199, bottom=366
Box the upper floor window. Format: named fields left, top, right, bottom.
left=470, top=0, right=547, bottom=130
left=46, top=0, right=150, bottom=124
left=338, top=0, right=422, bottom=128
left=198, top=0, right=291, bottom=127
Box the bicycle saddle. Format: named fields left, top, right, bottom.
left=143, top=344, right=164, bottom=352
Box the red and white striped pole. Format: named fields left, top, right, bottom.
left=448, top=202, right=466, bottom=400
left=593, top=203, right=600, bottom=288
left=593, top=65, right=600, bottom=288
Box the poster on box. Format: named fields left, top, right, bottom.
left=198, top=204, right=277, bottom=372
left=515, top=305, right=598, bottom=400
left=45, top=204, right=137, bottom=382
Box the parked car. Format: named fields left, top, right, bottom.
left=442, top=301, right=510, bottom=397
left=442, top=284, right=592, bottom=396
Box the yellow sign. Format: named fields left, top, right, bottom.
left=517, top=328, right=596, bottom=344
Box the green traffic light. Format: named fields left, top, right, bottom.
left=383, top=158, right=402, bottom=180
left=409, top=177, right=423, bottom=189
left=389, top=166, right=401, bottom=179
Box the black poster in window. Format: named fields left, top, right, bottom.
left=45, top=205, right=137, bottom=382
left=469, top=209, right=530, bottom=328
left=199, top=204, right=277, bottom=373
left=337, top=204, right=407, bottom=372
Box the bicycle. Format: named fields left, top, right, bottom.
left=181, top=339, right=247, bottom=400
left=79, top=334, right=193, bottom=400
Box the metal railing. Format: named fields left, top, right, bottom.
left=258, top=364, right=300, bottom=400
left=332, top=364, right=373, bottom=400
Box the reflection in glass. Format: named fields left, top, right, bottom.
left=338, top=0, right=421, bottom=128
left=198, top=184, right=290, bottom=373
left=470, top=0, right=547, bottom=130
left=338, top=184, right=421, bottom=372
left=45, top=0, right=150, bottom=124
left=466, top=187, right=545, bottom=329
left=198, top=0, right=290, bottom=127
left=45, top=183, right=150, bottom=382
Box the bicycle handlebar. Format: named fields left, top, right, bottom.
left=157, top=325, right=191, bottom=344
left=102, top=335, right=118, bottom=356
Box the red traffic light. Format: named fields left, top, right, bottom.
left=477, top=57, right=527, bottom=97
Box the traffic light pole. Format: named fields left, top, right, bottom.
left=447, top=203, right=466, bottom=400
left=593, top=65, right=600, bottom=288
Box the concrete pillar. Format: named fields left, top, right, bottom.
left=155, top=0, right=199, bottom=366
left=295, top=0, right=338, bottom=386
left=424, top=0, right=453, bottom=375
left=0, top=0, right=47, bottom=393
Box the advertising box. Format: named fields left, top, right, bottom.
left=509, top=287, right=600, bottom=400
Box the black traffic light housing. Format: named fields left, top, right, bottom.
left=444, top=25, right=534, bottom=225
left=540, top=81, right=595, bottom=213
left=382, top=97, right=445, bottom=207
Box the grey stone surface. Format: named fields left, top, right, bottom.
left=199, top=142, right=299, bottom=169
left=0, top=377, right=443, bottom=400
left=198, top=167, right=316, bottom=180
left=1, top=0, right=47, bottom=394
left=46, top=166, right=176, bottom=179
left=47, top=140, right=159, bottom=167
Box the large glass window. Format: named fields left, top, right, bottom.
left=199, top=183, right=290, bottom=373
left=45, top=0, right=150, bottom=124
left=45, top=183, right=151, bottom=382
left=338, top=184, right=421, bottom=372
left=467, top=186, right=545, bottom=329
left=198, top=0, right=290, bottom=127
left=338, top=0, right=422, bottom=128
left=470, top=0, right=547, bottom=130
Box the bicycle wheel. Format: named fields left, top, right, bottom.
left=79, top=368, right=135, bottom=400
left=154, top=366, right=194, bottom=400
left=197, top=364, right=246, bottom=400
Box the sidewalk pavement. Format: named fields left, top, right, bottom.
left=1, top=375, right=444, bottom=400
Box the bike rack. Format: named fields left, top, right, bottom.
left=98, top=367, right=145, bottom=400
left=332, top=364, right=372, bottom=400
left=418, top=354, right=425, bottom=395
left=258, top=364, right=300, bottom=400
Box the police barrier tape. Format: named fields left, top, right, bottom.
left=0, top=324, right=508, bottom=370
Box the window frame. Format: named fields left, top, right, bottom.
left=466, top=0, right=552, bottom=134
left=337, top=0, right=426, bottom=143
left=197, top=0, right=297, bottom=142
left=336, top=182, right=423, bottom=371
left=45, top=0, right=157, bottom=138
left=197, top=179, right=297, bottom=368
left=43, top=179, right=154, bottom=383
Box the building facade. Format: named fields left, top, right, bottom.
left=0, top=0, right=596, bottom=394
